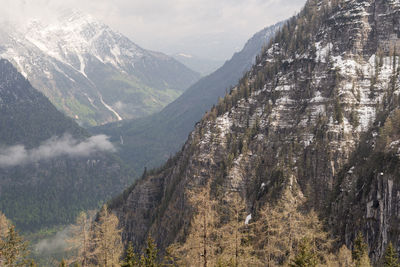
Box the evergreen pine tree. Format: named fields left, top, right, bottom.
left=384, top=242, right=400, bottom=267
left=290, top=237, right=318, bottom=267
left=140, top=237, right=159, bottom=267
left=60, top=259, right=67, bottom=267
left=162, top=246, right=179, bottom=267
left=121, top=241, right=139, bottom=267
left=352, top=232, right=370, bottom=267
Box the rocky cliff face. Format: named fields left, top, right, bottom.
left=111, top=0, right=400, bottom=262
left=332, top=111, right=400, bottom=262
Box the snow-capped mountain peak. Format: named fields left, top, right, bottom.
left=22, top=10, right=141, bottom=74
left=0, top=10, right=200, bottom=126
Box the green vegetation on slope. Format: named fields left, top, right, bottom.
left=0, top=59, right=135, bottom=232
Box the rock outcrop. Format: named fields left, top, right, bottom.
left=110, top=0, right=400, bottom=262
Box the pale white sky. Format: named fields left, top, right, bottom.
left=1, top=0, right=306, bottom=60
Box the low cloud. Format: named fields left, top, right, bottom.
left=0, top=134, right=115, bottom=167
left=35, top=227, right=70, bottom=254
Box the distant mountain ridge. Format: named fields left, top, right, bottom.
left=92, top=21, right=284, bottom=171
left=172, top=53, right=225, bottom=76
left=0, top=10, right=200, bottom=126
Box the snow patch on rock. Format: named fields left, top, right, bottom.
left=245, top=214, right=252, bottom=225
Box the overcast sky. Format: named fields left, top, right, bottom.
left=1, top=0, right=306, bottom=60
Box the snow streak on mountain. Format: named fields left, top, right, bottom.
left=0, top=10, right=200, bottom=126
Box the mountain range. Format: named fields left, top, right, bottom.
left=0, top=11, right=200, bottom=127
left=4, top=0, right=400, bottom=264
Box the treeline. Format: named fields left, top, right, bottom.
left=58, top=184, right=399, bottom=266
left=2, top=198, right=399, bottom=267
left=123, top=181, right=399, bottom=267
left=160, top=183, right=376, bottom=267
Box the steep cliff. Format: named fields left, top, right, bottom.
left=111, top=0, right=400, bottom=263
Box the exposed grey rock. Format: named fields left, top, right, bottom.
left=110, top=0, right=400, bottom=263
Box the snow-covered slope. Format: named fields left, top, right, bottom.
left=23, top=11, right=144, bottom=76
left=0, top=11, right=200, bottom=126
